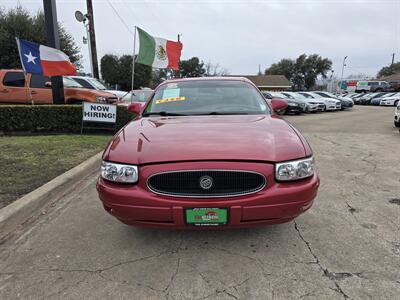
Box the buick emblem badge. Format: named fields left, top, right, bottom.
left=199, top=175, right=213, bottom=190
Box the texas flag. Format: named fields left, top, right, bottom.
left=16, top=38, right=77, bottom=76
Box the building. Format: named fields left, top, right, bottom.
left=231, top=75, right=292, bottom=91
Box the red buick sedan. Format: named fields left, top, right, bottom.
left=96, top=77, right=319, bottom=229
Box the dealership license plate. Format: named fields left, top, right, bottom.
left=185, top=208, right=228, bottom=226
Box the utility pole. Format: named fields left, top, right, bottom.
left=43, top=0, right=64, bottom=104
left=86, top=0, right=99, bottom=78
left=392, top=53, right=395, bottom=65
left=340, top=56, right=348, bottom=93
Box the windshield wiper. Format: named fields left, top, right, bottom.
left=142, top=111, right=187, bottom=117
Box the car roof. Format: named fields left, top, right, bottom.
left=158, top=76, right=253, bottom=86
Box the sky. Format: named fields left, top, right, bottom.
left=3, top=0, right=400, bottom=78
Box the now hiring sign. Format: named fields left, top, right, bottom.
left=83, top=102, right=117, bottom=123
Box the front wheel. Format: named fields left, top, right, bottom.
left=394, top=100, right=399, bottom=106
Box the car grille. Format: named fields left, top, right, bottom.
left=147, top=170, right=266, bottom=197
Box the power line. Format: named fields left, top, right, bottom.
left=106, top=0, right=135, bottom=36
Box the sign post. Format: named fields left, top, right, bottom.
left=81, top=102, right=117, bottom=134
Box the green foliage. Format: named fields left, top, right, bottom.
left=265, top=54, right=332, bottom=90
left=377, top=62, right=400, bottom=78
left=0, top=6, right=81, bottom=70
left=0, top=134, right=110, bottom=207
left=0, top=105, right=134, bottom=133
left=179, top=57, right=206, bottom=78
left=100, top=54, right=152, bottom=91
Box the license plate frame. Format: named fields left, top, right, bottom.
left=185, top=208, right=228, bottom=226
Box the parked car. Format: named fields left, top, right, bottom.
left=120, top=89, right=154, bottom=104
left=380, top=94, right=400, bottom=106
left=281, top=92, right=325, bottom=112
left=0, top=70, right=118, bottom=104
left=394, top=101, right=400, bottom=127
left=350, top=93, right=366, bottom=104
left=69, top=76, right=127, bottom=99
left=370, top=92, right=398, bottom=105
left=262, top=92, right=304, bottom=114
left=388, top=81, right=400, bottom=92
left=313, top=91, right=353, bottom=109
left=97, top=77, right=320, bottom=229
left=355, top=81, right=391, bottom=93
left=298, top=92, right=341, bottom=111
left=359, top=92, right=388, bottom=105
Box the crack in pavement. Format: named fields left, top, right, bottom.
left=294, top=221, right=354, bottom=299
left=202, top=277, right=250, bottom=300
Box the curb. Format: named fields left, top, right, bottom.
left=0, top=151, right=103, bottom=240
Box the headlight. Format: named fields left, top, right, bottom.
left=275, top=157, right=314, bottom=181
left=289, top=102, right=298, bottom=106
left=96, top=96, right=107, bottom=103
left=328, top=100, right=336, bottom=104
left=101, top=161, right=138, bottom=183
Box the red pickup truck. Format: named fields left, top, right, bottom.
left=0, top=70, right=118, bottom=104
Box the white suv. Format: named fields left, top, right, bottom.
left=355, top=81, right=391, bottom=93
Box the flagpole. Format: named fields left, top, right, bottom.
left=131, top=26, right=137, bottom=103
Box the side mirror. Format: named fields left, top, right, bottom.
left=127, top=102, right=142, bottom=115
left=270, top=99, right=288, bottom=113
left=45, top=81, right=52, bottom=87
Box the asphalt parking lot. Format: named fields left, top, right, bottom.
left=0, top=106, right=399, bottom=300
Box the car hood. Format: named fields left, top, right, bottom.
left=105, top=90, right=128, bottom=98
left=382, top=97, right=400, bottom=100
left=105, top=115, right=308, bottom=165
left=316, top=97, right=340, bottom=103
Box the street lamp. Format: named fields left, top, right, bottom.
left=75, top=10, right=93, bottom=76
left=340, top=56, right=348, bottom=93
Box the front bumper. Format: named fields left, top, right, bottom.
left=325, top=103, right=341, bottom=110
left=285, top=105, right=303, bottom=114
left=96, top=161, right=320, bottom=229
left=380, top=101, right=394, bottom=106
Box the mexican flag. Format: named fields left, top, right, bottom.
left=136, top=27, right=183, bottom=70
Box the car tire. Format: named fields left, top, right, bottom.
left=394, top=100, right=399, bottom=106
left=395, top=121, right=400, bottom=128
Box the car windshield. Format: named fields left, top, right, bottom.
left=143, top=80, right=269, bottom=116
left=383, top=92, right=396, bottom=98
left=63, top=77, right=83, bottom=88
left=315, top=92, right=332, bottom=98
left=281, top=92, right=295, bottom=99
left=269, top=92, right=288, bottom=99
left=298, top=92, right=314, bottom=99
left=291, top=93, right=308, bottom=99
left=87, top=78, right=108, bottom=90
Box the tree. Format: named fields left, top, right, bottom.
left=265, top=54, right=332, bottom=90
left=0, top=6, right=81, bottom=70
left=204, top=61, right=229, bottom=76
left=377, top=62, right=400, bottom=78
left=179, top=57, right=206, bottom=78
left=100, top=54, right=152, bottom=90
